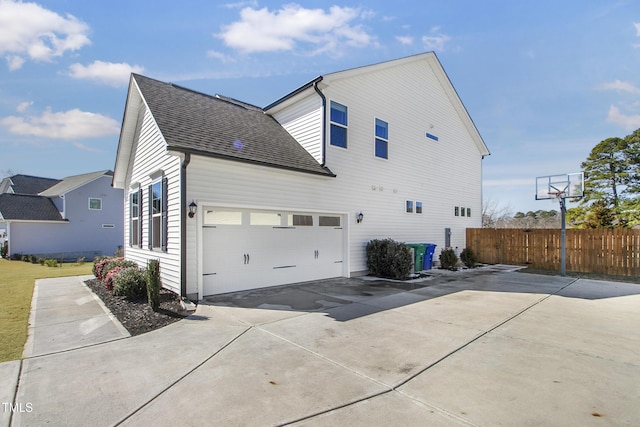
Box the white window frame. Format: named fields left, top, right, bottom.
left=88, top=197, right=102, bottom=210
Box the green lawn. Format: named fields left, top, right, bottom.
left=0, top=259, right=94, bottom=362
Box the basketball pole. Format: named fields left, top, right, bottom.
left=559, top=196, right=566, bottom=277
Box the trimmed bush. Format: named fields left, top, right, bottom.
left=460, top=247, right=478, bottom=268
left=104, top=266, right=125, bottom=291
left=366, top=238, right=413, bottom=280
left=93, top=257, right=116, bottom=281
left=104, top=259, right=137, bottom=280
left=113, top=267, right=147, bottom=298
left=439, top=248, right=459, bottom=270
left=146, top=259, right=161, bottom=311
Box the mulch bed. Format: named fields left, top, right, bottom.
left=85, top=278, right=192, bottom=336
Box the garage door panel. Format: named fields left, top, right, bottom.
left=203, top=208, right=345, bottom=297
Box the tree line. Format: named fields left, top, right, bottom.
left=484, top=128, right=640, bottom=229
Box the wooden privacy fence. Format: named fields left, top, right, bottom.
left=466, top=228, right=640, bottom=277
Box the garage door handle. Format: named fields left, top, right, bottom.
left=247, top=254, right=250, bottom=264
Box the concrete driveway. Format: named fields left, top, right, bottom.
left=4, top=266, right=640, bottom=426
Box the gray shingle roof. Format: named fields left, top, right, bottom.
left=0, top=194, right=64, bottom=221
left=40, top=170, right=112, bottom=197
left=133, top=74, right=334, bottom=177
left=4, top=175, right=60, bottom=195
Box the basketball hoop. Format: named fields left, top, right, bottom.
left=535, top=172, right=585, bottom=277
left=547, top=190, right=565, bottom=201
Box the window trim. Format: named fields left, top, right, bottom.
left=148, top=176, right=168, bottom=251
left=374, top=118, right=388, bottom=159
left=406, top=200, right=414, bottom=214
left=329, top=101, right=348, bottom=149
left=88, top=197, right=102, bottom=210
left=129, top=189, right=142, bottom=248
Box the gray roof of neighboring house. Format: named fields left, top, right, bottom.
left=2, top=175, right=60, bottom=195
left=40, top=170, right=113, bottom=197
left=0, top=194, right=65, bottom=221
left=132, top=74, right=334, bottom=177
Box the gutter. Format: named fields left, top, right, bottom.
left=313, top=77, right=327, bottom=167
left=180, top=153, right=191, bottom=298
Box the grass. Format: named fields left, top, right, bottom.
left=0, top=259, right=94, bottom=362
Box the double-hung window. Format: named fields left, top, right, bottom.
left=330, top=101, right=348, bottom=148
left=148, top=177, right=168, bottom=251
left=375, top=118, right=388, bottom=159
left=130, top=189, right=142, bottom=247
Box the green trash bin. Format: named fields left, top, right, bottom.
left=405, top=244, right=427, bottom=273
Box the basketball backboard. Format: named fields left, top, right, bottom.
left=535, top=172, right=584, bottom=200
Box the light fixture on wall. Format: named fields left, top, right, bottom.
left=356, top=212, right=364, bottom=223
left=188, top=201, right=197, bottom=218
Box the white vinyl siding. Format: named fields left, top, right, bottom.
left=272, top=94, right=324, bottom=164
left=123, top=107, right=182, bottom=294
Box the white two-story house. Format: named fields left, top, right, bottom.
left=112, top=52, right=490, bottom=300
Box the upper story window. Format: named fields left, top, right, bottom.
left=375, top=118, right=388, bottom=159
left=330, top=101, right=348, bottom=149
left=88, top=197, right=102, bottom=210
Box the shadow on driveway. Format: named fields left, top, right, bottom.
left=203, top=265, right=640, bottom=322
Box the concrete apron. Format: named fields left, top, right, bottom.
left=8, top=268, right=640, bottom=426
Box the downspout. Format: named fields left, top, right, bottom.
left=180, top=152, right=191, bottom=298
left=313, top=77, right=327, bottom=166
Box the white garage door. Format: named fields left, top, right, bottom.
left=202, top=208, right=345, bottom=296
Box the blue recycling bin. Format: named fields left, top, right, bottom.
left=423, top=243, right=437, bottom=270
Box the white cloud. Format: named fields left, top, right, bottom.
left=0, top=0, right=91, bottom=70
left=68, top=61, right=144, bottom=86
left=207, top=50, right=235, bottom=63
left=599, top=80, right=640, bottom=94
left=217, top=4, right=375, bottom=54
left=396, top=36, right=413, bottom=46
left=421, top=27, right=451, bottom=52
left=0, top=108, right=119, bottom=139
left=16, top=101, right=32, bottom=113
left=221, top=0, right=258, bottom=9
left=606, top=105, right=640, bottom=130
left=634, top=22, right=640, bottom=36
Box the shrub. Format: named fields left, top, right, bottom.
left=103, top=259, right=137, bottom=282
left=366, top=238, right=413, bottom=280
left=104, top=266, right=125, bottom=291
left=460, top=247, right=478, bottom=268
left=0, top=242, right=7, bottom=259
left=76, top=257, right=85, bottom=266
left=93, top=257, right=116, bottom=281
left=11, top=253, right=22, bottom=261
left=439, top=248, right=459, bottom=270
left=146, top=259, right=161, bottom=311
left=44, top=259, right=58, bottom=268
left=113, top=267, right=147, bottom=299
left=22, top=255, right=30, bottom=262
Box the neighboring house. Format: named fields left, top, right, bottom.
left=113, top=52, right=490, bottom=300
left=0, top=174, right=61, bottom=195
left=0, top=170, right=123, bottom=260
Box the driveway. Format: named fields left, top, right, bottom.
left=4, top=266, right=640, bottom=426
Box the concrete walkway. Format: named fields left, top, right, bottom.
left=3, top=268, right=640, bottom=426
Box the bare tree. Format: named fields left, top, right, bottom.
left=482, top=199, right=513, bottom=228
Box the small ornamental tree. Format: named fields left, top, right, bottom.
left=147, top=259, right=161, bottom=311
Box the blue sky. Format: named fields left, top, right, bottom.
left=1, top=0, right=639, bottom=214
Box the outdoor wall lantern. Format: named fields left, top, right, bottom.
left=188, top=201, right=197, bottom=218
left=356, top=212, right=364, bottom=223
